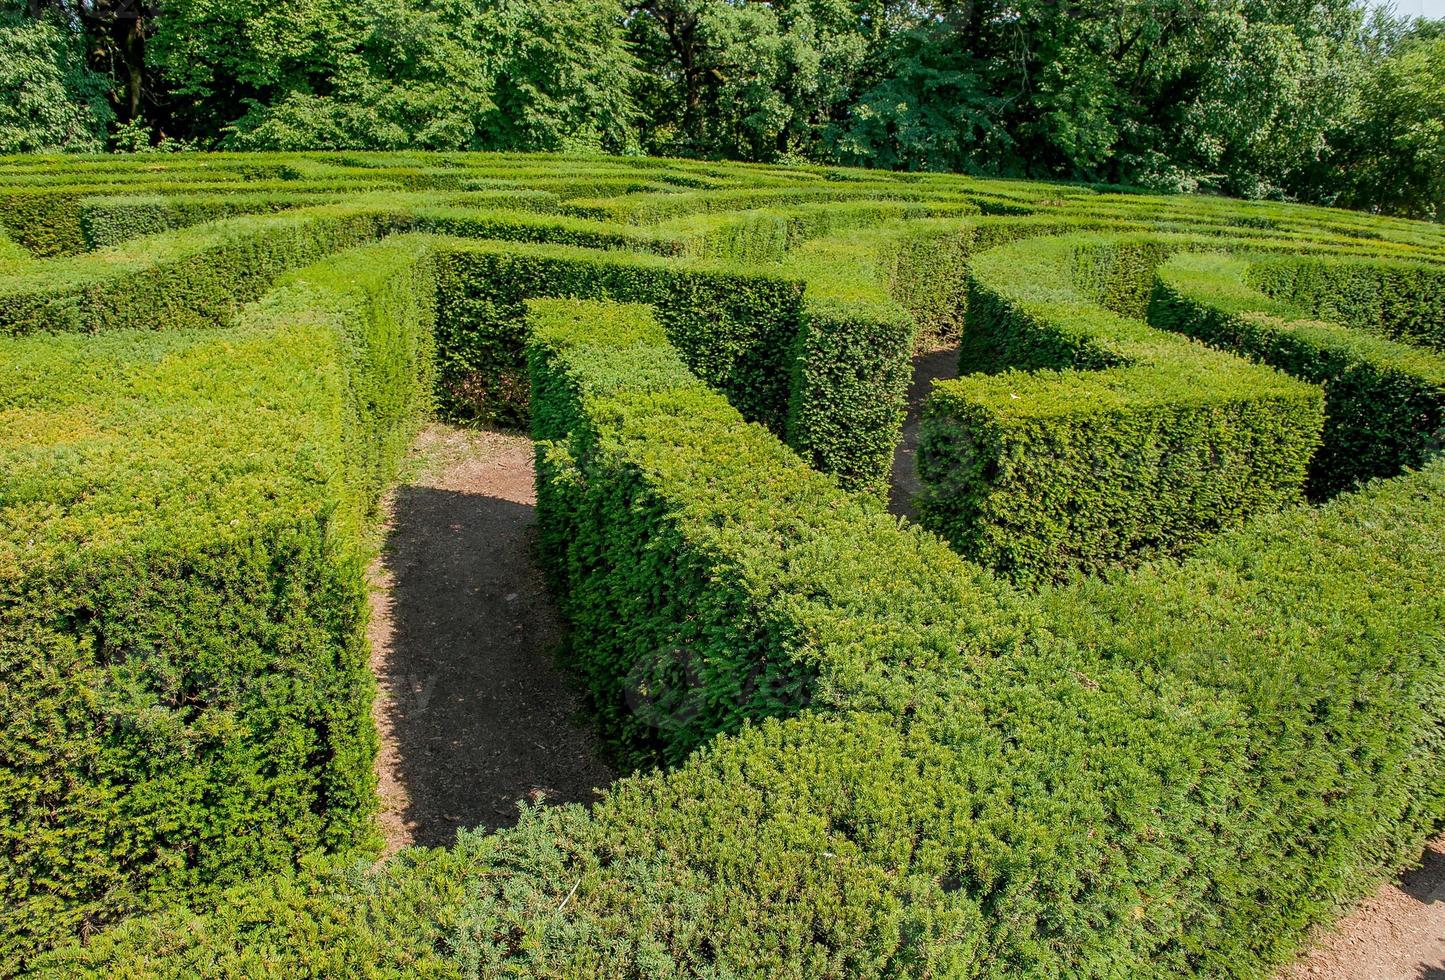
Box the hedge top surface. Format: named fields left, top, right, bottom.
left=0, top=235, right=436, bottom=571
left=2, top=152, right=1444, bottom=978
left=1156, top=251, right=1445, bottom=384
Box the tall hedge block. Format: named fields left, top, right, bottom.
left=924, top=234, right=1323, bottom=582
left=1151, top=251, right=1445, bottom=495
left=919, top=365, right=1322, bottom=583
left=0, top=237, right=439, bottom=966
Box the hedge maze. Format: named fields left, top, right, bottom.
left=0, top=153, right=1441, bottom=978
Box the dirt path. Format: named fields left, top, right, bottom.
left=1280, top=835, right=1445, bottom=980
left=888, top=347, right=959, bottom=520
left=369, top=423, right=614, bottom=851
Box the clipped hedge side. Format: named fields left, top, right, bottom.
left=527, top=296, right=1028, bottom=762
left=434, top=239, right=911, bottom=493
left=1249, top=253, right=1445, bottom=353
left=0, top=179, right=393, bottom=257
left=920, top=365, right=1323, bottom=584
left=922, top=233, right=1323, bottom=583
left=76, top=191, right=563, bottom=252
left=433, top=241, right=804, bottom=432
left=1151, top=251, right=1445, bottom=496
left=35, top=295, right=1445, bottom=980
left=0, top=237, right=439, bottom=967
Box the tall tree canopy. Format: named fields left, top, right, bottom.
left=0, top=0, right=1440, bottom=220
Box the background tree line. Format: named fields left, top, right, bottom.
left=1, top=0, right=1441, bottom=219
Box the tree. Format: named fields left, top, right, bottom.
left=0, top=4, right=113, bottom=153
left=1327, top=27, right=1445, bottom=219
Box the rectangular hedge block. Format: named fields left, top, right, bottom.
left=0, top=237, right=438, bottom=967
left=919, top=362, right=1323, bottom=583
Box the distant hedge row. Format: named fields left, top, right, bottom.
left=1152, top=251, right=1445, bottom=496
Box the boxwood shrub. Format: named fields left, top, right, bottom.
left=0, top=237, right=438, bottom=966
left=1151, top=251, right=1445, bottom=495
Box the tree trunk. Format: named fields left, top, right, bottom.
left=114, top=12, right=146, bottom=123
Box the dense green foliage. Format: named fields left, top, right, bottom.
left=35, top=292, right=1445, bottom=979
left=4, top=1, right=1443, bottom=219
left=1152, top=251, right=1445, bottom=495
left=0, top=8, right=112, bottom=154
left=0, top=237, right=439, bottom=962
left=0, top=153, right=1441, bottom=977
left=919, top=233, right=1324, bottom=583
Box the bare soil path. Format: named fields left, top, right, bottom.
left=888, top=346, right=959, bottom=520
left=369, top=423, right=614, bottom=851
left=1280, top=836, right=1445, bottom=980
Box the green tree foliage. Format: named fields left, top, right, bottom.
left=1324, top=26, right=1445, bottom=220
left=158, top=0, right=636, bottom=152
left=2, top=1, right=1442, bottom=220
left=0, top=6, right=113, bottom=153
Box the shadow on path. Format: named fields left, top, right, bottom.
left=371, top=429, right=613, bottom=849
left=1404, top=838, right=1445, bottom=906
left=889, top=347, right=959, bottom=520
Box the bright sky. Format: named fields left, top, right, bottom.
left=1370, top=0, right=1445, bottom=19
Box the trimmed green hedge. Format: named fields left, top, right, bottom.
left=3, top=153, right=1444, bottom=978
left=0, top=237, right=438, bottom=967
left=433, top=239, right=915, bottom=493
left=1248, top=252, right=1445, bottom=353
left=34, top=294, right=1445, bottom=980
left=76, top=189, right=560, bottom=251
left=1151, top=251, right=1445, bottom=495
left=527, top=298, right=1024, bottom=762
left=921, top=233, right=1323, bottom=583
left=0, top=204, right=417, bottom=336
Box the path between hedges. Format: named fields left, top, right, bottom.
left=369, top=423, right=614, bottom=851
left=368, top=385, right=1444, bottom=968
left=889, top=346, right=959, bottom=520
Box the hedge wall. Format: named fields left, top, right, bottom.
left=0, top=204, right=416, bottom=336
left=1151, top=251, right=1445, bottom=496
left=1, top=153, right=1442, bottom=978
left=921, top=233, right=1323, bottom=583
left=1249, top=252, right=1445, bottom=353
left=34, top=294, right=1444, bottom=980
left=432, top=239, right=915, bottom=493
left=0, top=237, right=438, bottom=967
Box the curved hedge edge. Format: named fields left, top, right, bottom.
left=922, top=232, right=1324, bottom=583
left=1150, top=251, right=1445, bottom=496
left=1246, top=252, right=1445, bottom=354
left=0, top=237, right=440, bottom=968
